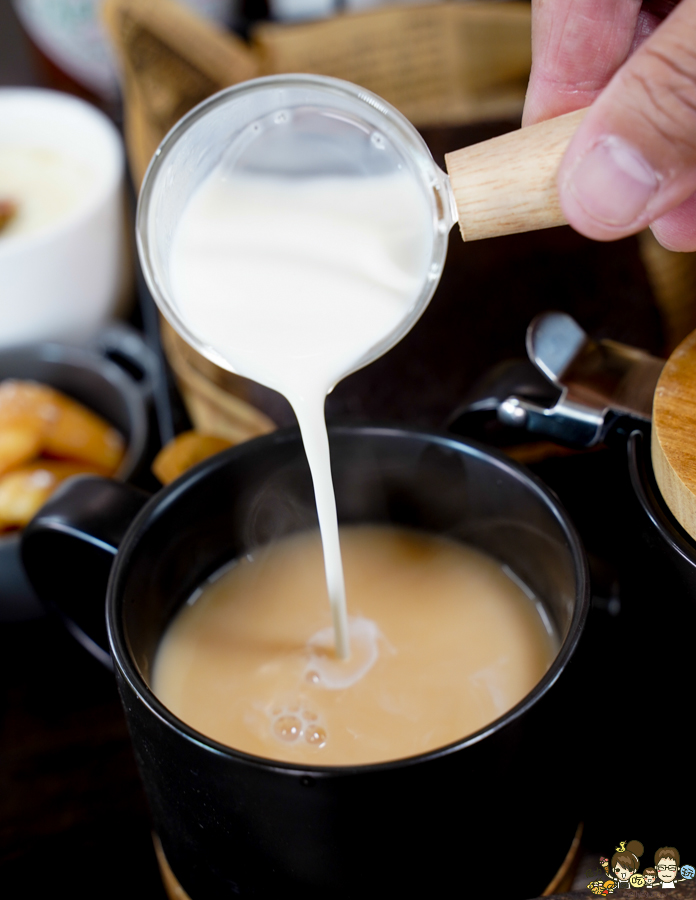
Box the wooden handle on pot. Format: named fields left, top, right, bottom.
left=445, top=107, right=587, bottom=242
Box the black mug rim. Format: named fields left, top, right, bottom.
left=107, top=424, right=590, bottom=777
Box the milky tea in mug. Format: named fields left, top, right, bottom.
left=152, top=523, right=558, bottom=766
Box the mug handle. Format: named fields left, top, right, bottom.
left=21, top=476, right=149, bottom=669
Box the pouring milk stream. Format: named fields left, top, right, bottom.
left=137, top=75, right=586, bottom=662
left=169, top=171, right=434, bottom=660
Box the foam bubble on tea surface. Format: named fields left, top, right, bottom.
left=152, top=525, right=558, bottom=766
left=168, top=169, right=434, bottom=658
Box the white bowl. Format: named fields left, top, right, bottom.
left=0, top=88, right=127, bottom=347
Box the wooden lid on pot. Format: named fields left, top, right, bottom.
left=652, top=328, right=696, bottom=540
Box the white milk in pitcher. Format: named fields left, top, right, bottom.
left=169, top=169, right=434, bottom=659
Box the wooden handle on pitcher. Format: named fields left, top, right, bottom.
left=445, top=108, right=588, bottom=242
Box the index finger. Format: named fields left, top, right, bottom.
left=523, top=0, right=642, bottom=125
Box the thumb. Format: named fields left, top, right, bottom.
left=558, top=0, right=696, bottom=247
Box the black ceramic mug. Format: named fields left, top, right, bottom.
left=23, top=425, right=589, bottom=899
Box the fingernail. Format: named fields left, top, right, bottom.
left=566, top=136, right=659, bottom=227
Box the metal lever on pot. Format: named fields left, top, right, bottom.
left=496, top=311, right=665, bottom=447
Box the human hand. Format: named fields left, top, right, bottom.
left=523, top=0, right=696, bottom=250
